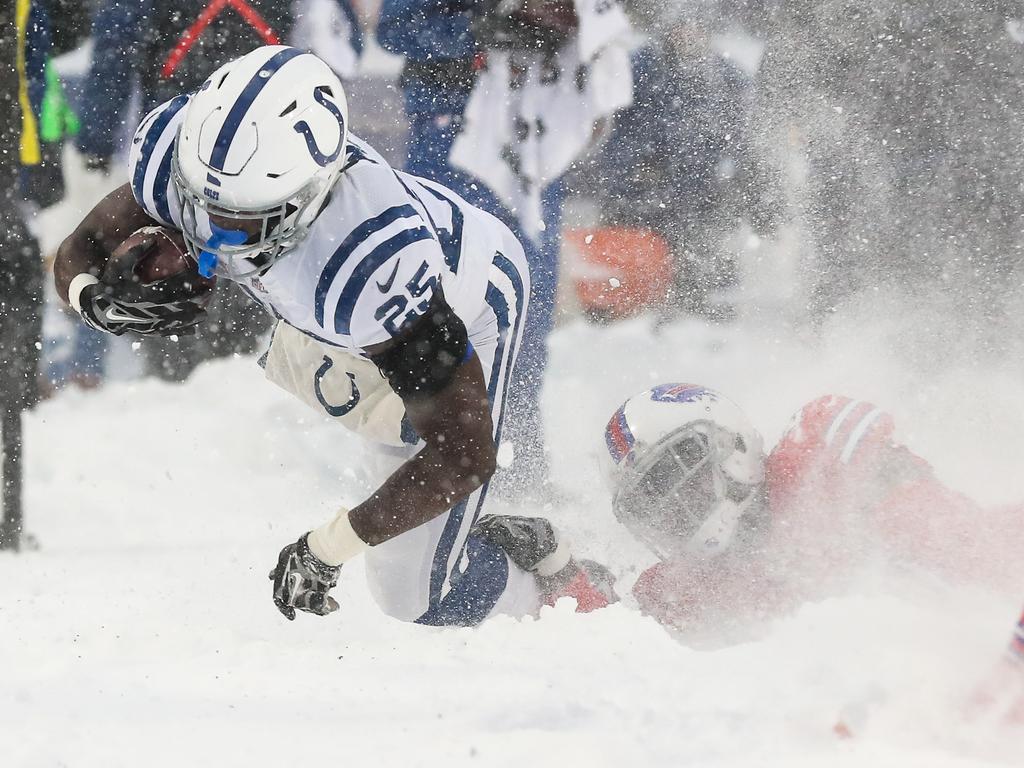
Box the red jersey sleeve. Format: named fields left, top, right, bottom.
left=633, top=558, right=787, bottom=633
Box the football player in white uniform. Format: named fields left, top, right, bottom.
left=54, top=46, right=614, bottom=625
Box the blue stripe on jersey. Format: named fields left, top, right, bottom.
left=209, top=47, right=303, bottom=172
left=313, top=204, right=420, bottom=326
left=333, top=225, right=434, bottom=335
left=464, top=253, right=525, bottom=527
left=342, top=142, right=378, bottom=172
left=488, top=252, right=525, bottom=453
left=393, top=174, right=462, bottom=274
left=420, top=184, right=464, bottom=274
left=393, top=173, right=439, bottom=232
left=131, top=95, right=188, bottom=217
left=152, top=142, right=176, bottom=225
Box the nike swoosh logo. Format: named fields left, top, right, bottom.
left=376, top=261, right=401, bottom=293
left=104, top=308, right=148, bottom=323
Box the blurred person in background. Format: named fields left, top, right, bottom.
left=375, top=0, right=479, bottom=193
left=76, top=0, right=363, bottom=172
left=72, top=0, right=363, bottom=382
left=589, top=7, right=759, bottom=321
left=17, top=1, right=105, bottom=396
left=0, top=1, right=46, bottom=549
left=17, top=0, right=87, bottom=211
left=754, top=1, right=1024, bottom=326
left=378, top=0, right=634, bottom=497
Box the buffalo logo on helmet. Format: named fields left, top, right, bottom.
left=649, top=383, right=713, bottom=404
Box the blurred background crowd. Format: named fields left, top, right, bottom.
left=3, top=0, right=1024, bottom=540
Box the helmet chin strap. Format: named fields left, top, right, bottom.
left=684, top=498, right=745, bottom=559
left=199, top=224, right=250, bottom=278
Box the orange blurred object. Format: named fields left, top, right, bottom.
left=566, top=227, right=674, bottom=320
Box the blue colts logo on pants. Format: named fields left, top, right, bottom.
left=313, top=356, right=360, bottom=417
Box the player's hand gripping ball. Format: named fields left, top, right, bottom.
left=269, top=534, right=342, bottom=620
left=78, top=226, right=216, bottom=336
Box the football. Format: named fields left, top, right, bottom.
left=105, top=225, right=217, bottom=303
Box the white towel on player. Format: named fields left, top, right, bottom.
left=291, top=0, right=362, bottom=79
left=450, top=0, right=634, bottom=243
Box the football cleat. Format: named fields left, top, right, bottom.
left=472, top=514, right=618, bottom=613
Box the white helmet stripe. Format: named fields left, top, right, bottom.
left=824, top=398, right=862, bottom=447
left=839, top=407, right=883, bottom=464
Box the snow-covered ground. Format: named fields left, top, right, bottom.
left=7, top=20, right=1020, bottom=768
left=3, top=290, right=1022, bottom=765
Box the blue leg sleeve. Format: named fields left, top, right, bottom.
left=415, top=534, right=510, bottom=627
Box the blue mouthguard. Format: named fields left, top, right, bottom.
left=199, top=224, right=250, bottom=278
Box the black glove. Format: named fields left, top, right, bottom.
left=269, top=533, right=342, bottom=620
left=79, top=240, right=207, bottom=336
left=78, top=281, right=205, bottom=336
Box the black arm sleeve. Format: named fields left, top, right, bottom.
left=369, top=291, right=470, bottom=399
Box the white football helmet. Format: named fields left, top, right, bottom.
left=172, top=46, right=349, bottom=279
left=601, top=384, right=767, bottom=560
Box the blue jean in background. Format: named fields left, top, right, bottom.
left=45, top=321, right=108, bottom=388
left=403, top=76, right=563, bottom=493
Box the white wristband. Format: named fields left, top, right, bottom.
left=68, top=273, right=100, bottom=314
left=534, top=537, right=572, bottom=578
left=308, top=507, right=369, bottom=566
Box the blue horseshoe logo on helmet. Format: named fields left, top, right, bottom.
left=313, top=355, right=360, bottom=417
left=293, top=87, right=346, bottom=167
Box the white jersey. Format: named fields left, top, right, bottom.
left=128, top=95, right=515, bottom=354
left=128, top=63, right=539, bottom=628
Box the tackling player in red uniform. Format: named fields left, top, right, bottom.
left=602, top=384, right=1023, bottom=724
left=601, top=385, right=1022, bottom=632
